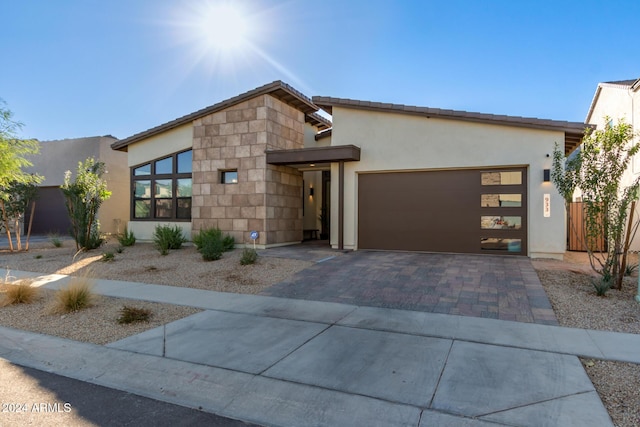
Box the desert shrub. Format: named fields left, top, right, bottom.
left=200, top=237, right=225, bottom=261
left=592, top=275, right=612, bottom=297
left=118, top=305, right=152, bottom=324
left=61, top=158, right=111, bottom=251
left=2, top=280, right=38, bottom=305
left=102, top=251, right=115, bottom=262
left=49, top=234, right=63, bottom=248
left=83, top=231, right=105, bottom=251
left=192, top=227, right=235, bottom=261
left=193, top=227, right=219, bottom=249
left=53, top=277, right=94, bottom=313
left=118, top=228, right=136, bottom=247
left=222, top=234, right=235, bottom=251
left=153, top=224, right=186, bottom=255
left=240, top=248, right=258, bottom=265
left=624, top=263, right=638, bottom=277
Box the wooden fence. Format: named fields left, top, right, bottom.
left=568, top=202, right=606, bottom=252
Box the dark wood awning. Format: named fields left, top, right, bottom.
left=265, top=145, right=360, bottom=165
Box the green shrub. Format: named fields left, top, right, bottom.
left=118, top=305, right=152, bottom=324
left=76, top=225, right=104, bottom=250
left=222, top=234, right=235, bottom=251
left=592, top=275, right=612, bottom=297
left=118, top=228, right=136, bottom=247
left=53, top=277, right=94, bottom=313
left=193, top=227, right=221, bottom=250
left=116, top=247, right=124, bottom=254
left=192, top=227, right=235, bottom=261
left=61, top=158, right=111, bottom=251
left=102, top=251, right=115, bottom=262
left=200, top=237, right=225, bottom=261
left=624, top=263, right=638, bottom=277
left=49, top=234, right=63, bottom=248
left=240, top=248, right=258, bottom=265
left=153, top=224, right=186, bottom=255
left=2, top=280, right=38, bottom=305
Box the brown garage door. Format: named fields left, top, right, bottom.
left=358, top=168, right=527, bottom=255
left=24, top=187, right=71, bottom=235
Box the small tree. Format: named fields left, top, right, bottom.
left=552, top=118, right=639, bottom=291
left=61, top=158, right=111, bottom=251
left=0, top=99, right=42, bottom=251
left=0, top=181, right=39, bottom=251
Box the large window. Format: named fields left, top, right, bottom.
left=131, top=149, right=192, bottom=220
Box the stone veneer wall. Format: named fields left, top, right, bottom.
left=191, top=94, right=305, bottom=246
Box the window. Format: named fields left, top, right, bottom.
left=221, top=170, right=238, bottom=184
left=131, top=149, right=192, bottom=220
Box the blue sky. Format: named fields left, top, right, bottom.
left=2, top=0, right=640, bottom=141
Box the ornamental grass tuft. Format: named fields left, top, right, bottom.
left=1, top=279, right=38, bottom=306
left=53, top=277, right=95, bottom=313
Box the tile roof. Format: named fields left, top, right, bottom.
left=112, top=81, right=322, bottom=151
left=313, top=96, right=590, bottom=155
left=306, top=112, right=332, bottom=131
left=603, top=79, right=637, bottom=86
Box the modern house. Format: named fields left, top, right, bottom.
left=112, top=81, right=589, bottom=259
left=584, top=77, right=640, bottom=250
left=24, top=136, right=129, bottom=236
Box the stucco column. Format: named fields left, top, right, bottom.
left=338, top=160, right=344, bottom=250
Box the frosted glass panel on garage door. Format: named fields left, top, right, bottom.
left=481, top=194, right=522, bottom=207
left=481, top=171, right=522, bottom=185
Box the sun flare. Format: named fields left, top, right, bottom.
left=197, top=3, right=249, bottom=52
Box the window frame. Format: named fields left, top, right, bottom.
left=220, top=169, right=238, bottom=184
left=130, top=149, right=192, bottom=221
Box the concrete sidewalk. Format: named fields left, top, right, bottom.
left=2, top=269, right=639, bottom=426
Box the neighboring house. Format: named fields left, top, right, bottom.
left=112, top=80, right=589, bottom=259
left=24, top=136, right=129, bottom=236
left=584, top=78, right=640, bottom=250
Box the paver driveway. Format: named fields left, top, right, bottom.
left=261, top=248, right=557, bottom=325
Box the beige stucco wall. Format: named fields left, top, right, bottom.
left=586, top=84, right=640, bottom=251
left=27, top=138, right=100, bottom=186
left=126, top=221, right=192, bottom=242
left=302, top=124, right=330, bottom=233
left=127, top=124, right=193, bottom=240
left=98, top=138, right=129, bottom=235
left=25, top=136, right=128, bottom=235
left=329, top=107, right=565, bottom=259
left=127, top=125, right=193, bottom=167
left=302, top=170, right=323, bottom=231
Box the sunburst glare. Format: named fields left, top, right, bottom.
left=158, top=0, right=313, bottom=95
left=197, top=3, right=249, bottom=52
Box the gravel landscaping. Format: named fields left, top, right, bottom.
left=0, top=238, right=312, bottom=346
left=1, top=238, right=639, bottom=426
left=532, top=254, right=640, bottom=427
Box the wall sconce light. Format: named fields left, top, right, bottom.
left=543, top=169, right=551, bottom=182
left=309, top=187, right=314, bottom=196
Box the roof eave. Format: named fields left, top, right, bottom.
left=585, top=84, right=602, bottom=125
left=314, top=96, right=590, bottom=156
left=112, top=81, right=319, bottom=151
